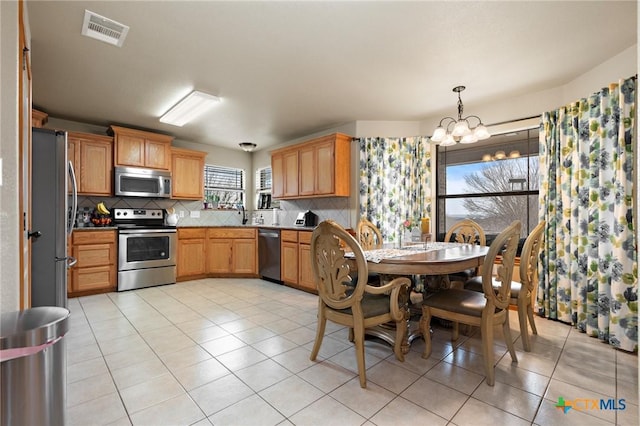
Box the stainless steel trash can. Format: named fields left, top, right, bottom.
left=1, top=306, right=70, bottom=426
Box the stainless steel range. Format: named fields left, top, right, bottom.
left=113, top=208, right=177, bottom=291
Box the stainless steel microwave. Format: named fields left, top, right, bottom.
left=114, top=166, right=171, bottom=198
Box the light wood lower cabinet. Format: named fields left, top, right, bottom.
left=281, top=231, right=299, bottom=284
left=68, top=230, right=117, bottom=296
left=177, top=227, right=258, bottom=281
left=177, top=228, right=207, bottom=280
left=281, top=230, right=315, bottom=292
left=207, top=228, right=257, bottom=276
left=297, top=231, right=315, bottom=291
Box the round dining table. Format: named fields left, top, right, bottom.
left=353, top=242, right=490, bottom=353
left=364, top=242, right=489, bottom=276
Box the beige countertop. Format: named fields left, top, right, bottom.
left=177, top=224, right=317, bottom=231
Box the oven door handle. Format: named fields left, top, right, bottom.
left=119, top=229, right=177, bottom=235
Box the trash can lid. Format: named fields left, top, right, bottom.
left=0, top=307, right=70, bottom=350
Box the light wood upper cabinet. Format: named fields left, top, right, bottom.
left=271, top=133, right=351, bottom=200
left=271, top=153, right=284, bottom=198
left=109, top=125, right=173, bottom=170
left=171, top=147, right=206, bottom=200
left=32, top=109, right=48, bottom=128
left=67, top=132, right=113, bottom=196
left=272, top=149, right=299, bottom=198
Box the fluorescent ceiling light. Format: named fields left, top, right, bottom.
left=159, top=91, right=220, bottom=127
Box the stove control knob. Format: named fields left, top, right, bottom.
left=123, top=211, right=128, bottom=216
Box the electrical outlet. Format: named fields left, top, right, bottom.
left=190, top=210, right=200, bottom=218
left=179, top=211, right=185, bottom=218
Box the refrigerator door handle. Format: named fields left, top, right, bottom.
left=68, top=160, right=78, bottom=237
left=67, top=256, right=77, bottom=268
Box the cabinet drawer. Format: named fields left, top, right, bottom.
left=73, top=230, right=115, bottom=245
left=281, top=230, right=298, bottom=243
left=74, top=243, right=115, bottom=267
left=178, top=228, right=207, bottom=239
left=298, top=231, right=313, bottom=245
left=73, top=265, right=115, bottom=292
left=208, top=228, right=255, bottom=239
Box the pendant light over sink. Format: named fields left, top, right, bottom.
left=430, top=86, right=490, bottom=146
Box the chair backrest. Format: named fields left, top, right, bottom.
left=480, top=220, right=521, bottom=310
left=356, top=218, right=383, bottom=250
left=519, top=220, right=545, bottom=293
left=311, top=220, right=368, bottom=311
left=445, top=219, right=486, bottom=246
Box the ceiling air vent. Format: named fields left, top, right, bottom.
left=81, top=10, right=129, bottom=47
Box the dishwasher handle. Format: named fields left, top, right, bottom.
left=259, top=231, right=280, bottom=239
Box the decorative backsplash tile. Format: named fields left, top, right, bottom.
left=76, top=196, right=352, bottom=229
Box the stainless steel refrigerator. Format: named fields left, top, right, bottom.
left=31, top=128, right=78, bottom=308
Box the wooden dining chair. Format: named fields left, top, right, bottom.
left=420, top=220, right=521, bottom=386
left=310, top=220, right=411, bottom=388
left=356, top=217, right=383, bottom=250
left=444, top=218, right=486, bottom=286
left=465, top=220, right=545, bottom=351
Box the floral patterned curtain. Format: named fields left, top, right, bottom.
left=539, top=76, right=637, bottom=352
left=358, top=137, right=431, bottom=242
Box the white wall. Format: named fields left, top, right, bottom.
left=419, top=44, right=638, bottom=136
left=0, top=0, right=21, bottom=313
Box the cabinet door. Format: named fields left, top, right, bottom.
left=80, top=139, right=112, bottom=195
left=283, top=150, right=299, bottom=197
left=177, top=238, right=207, bottom=277
left=172, top=150, right=205, bottom=199
left=314, top=140, right=335, bottom=195
left=298, top=145, right=315, bottom=196
left=145, top=139, right=170, bottom=170
left=115, top=134, right=145, bottom=167
left=206, top=239, right=232, bottom=273
left=298, top=243, right=315, bottom=291
left=271, top=153, right=284, bottom=198
left=281, top=241, right=298, bottom=284
left=232, top=239, right=256, bottom=274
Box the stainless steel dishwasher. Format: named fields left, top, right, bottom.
left=258, top=228, right=281, bottom=283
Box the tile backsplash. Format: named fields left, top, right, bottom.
left=76, top=196, right=353, bottom=229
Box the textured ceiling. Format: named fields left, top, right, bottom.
left=28, top=1, right=637, bottom=151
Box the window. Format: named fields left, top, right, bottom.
left=204, top=164, right=245, bottom=208
left=256, top=167, right=272, bottom=192
left=436, top=127, right=539, bottom=241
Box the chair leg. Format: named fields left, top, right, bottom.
left=517, top=300, right=531, bottom=352
left=527, top=303, right=538, bottom=335
left=393, top=318, right=406, bottom=362
left=502, top=316, right=518, bottom=363
left=452, top=321, right=460, bottom=341
left=348, top=327, right=354, bottom=343
left=353, top=321, right=367, bottom=388
left=310, top=309, right=326, bottom=361
left=419, top=307, right=433, bottom=359
left=480, top=316, right=495, bottom=386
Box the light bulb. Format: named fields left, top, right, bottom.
left=473, top=124, right=490, bottom=140
left=431, top=126, right=446, bottom=142
left=440, top=134, right=456, bottom=146
left=452, top=120, right=469, bottom=137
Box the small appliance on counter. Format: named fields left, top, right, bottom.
left=295, top=210, right=318, bottom=227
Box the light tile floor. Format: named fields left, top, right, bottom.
left=65, top=278, right=638, bottom=426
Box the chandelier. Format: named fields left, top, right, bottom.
left=430, top=86, right=490, bottom=146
